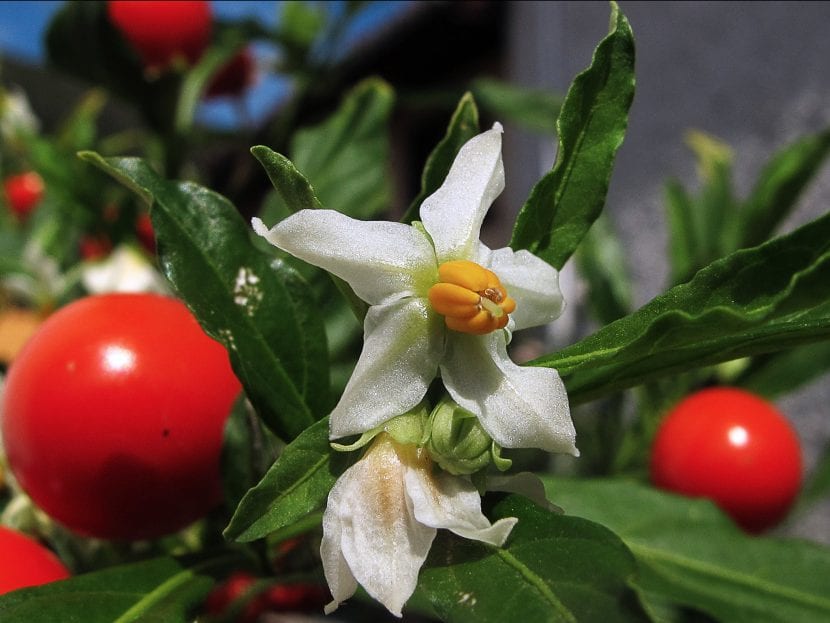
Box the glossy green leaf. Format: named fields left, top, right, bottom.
left=738, top=128, right=830, bottom=249
left=545, top=478, right=830, bottom=623
left=535, top=210, right=830, bottom=404
left=290, top=78, right=394, bottom=220
left=402, top=92, right=480, bottom=223
left=471, top=78, right=562, bottom=134
left=417, top=495, right=644, bottom=623
left=0, top=554, right=237, bottom=623
left=510, top=2, right=635, bottom=270
left=225, top=417, right=354, bottom=542
left=80, top=153, right=329, bottom=440
left=250, top=147, right=323, bottom=214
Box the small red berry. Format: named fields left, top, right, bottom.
left=79, top=235, right=113, bottom=260
left=651, top=387, right=802, bottom=533
left=3, top=172, right=44, bottom=220
left=108, top=1, right=212, bottom=72
left=0, top=526, right=70, bottom=595
left=206, top=48, right=256, bottom=98
left=135, top=212, right=155, bottom=254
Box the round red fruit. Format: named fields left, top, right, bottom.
left=3, top=172, right=44, bottom=220
left=108, top=1, right=212, bottom=71
left=0, top=526, right=70, bottom=595
left=2, top=293, right=241, bottom=540
left=650, top=387, right=802, bottom=533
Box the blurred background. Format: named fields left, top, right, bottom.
left=1, top=0, right=828, bottom=543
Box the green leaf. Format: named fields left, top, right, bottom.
left=575, top=212, right=633, bottom=324
left=736, top=341, right=830, bottom=398
left=80, top=153, right=329, bottom=441
left=250, top=147, right=324, bottom=214
left=795, top=441, right=830, bottom=514
left=664, top=179, right=700, bottom=286
left=224, top=417, right=354, bottom=542
left=402, top=92, right=480, bottom=223
left=416, top=495, right=644, bottom=623
left=545, top=478, right=830, bottom=623
left=0, top=554, right=238, bottom=623
left=509, top=1, right=635, bottom=269
left=738, top=128, right=830, bottom=249
left=535, top=210, right=830, bottom=405
left=471, top=78, right=562, bottom=134
left=290, top=78, right=394, bottom=220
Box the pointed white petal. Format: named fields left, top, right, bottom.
left=485, top=246, right=565, bottom=330
left=405, top=459, right=516, bottom=546
left=420, top=124, right=505, bottom=262
left=321, top=502, right=358, bottom=614
left=252, top=210, right=436, bottom=305
left=327, top=436, right=436, bottom=617
left=329, top=298, right=443, bottom=439
left=441, top=333, right=578, bottom=455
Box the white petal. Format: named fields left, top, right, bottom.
left=420, top=124, right=505, bottom=262
left=441, top=332, right=578, bottom=455
left=484, top=246, right=565, bottom=330
left=253, top=210, right=436, bottom=305
left=329, top=298, right=443, bottom=439
left=320, top=503, right=358, bottom=614
left=405, top=459, right=516, bottom=546
left=324, top=436, right=436, bottom=617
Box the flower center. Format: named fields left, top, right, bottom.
left=427, top=260, right=516, bottom=335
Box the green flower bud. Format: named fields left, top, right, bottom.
left=426, top=399, right=505, bottom=475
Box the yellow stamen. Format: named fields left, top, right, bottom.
left=427, top=260, right=516, bottom=335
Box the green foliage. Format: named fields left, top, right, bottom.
left=0, top=554, right=241, bottom=623
left=470, top=78, right=562, bottom=135
left=80, top=153, right=329, bottom=441
left=289, top=78, right=395, bottom=220
left=417, top=495, right=644, bottom=623
left=538, top=209, right=830, bottom=404
left=546, top=478, right=830, bottom=623
left=224, top=417, right=353, bottom=543
left=510, top=1, right=635, bottom=269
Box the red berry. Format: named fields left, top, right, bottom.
left=0, top=526, right=70, bottom=595
left=79, top=235, right=113, bottom=260
left=206, top=48, right=256, bottom=98
left=2, top=293, right=241, bottom=540
left=135, top=212, right=155, bottom=254
left=108, top=1, right=212, bottom=72
left=3, top=172, right=44, bottom=220
left=651, top=387, right=802, bottom=533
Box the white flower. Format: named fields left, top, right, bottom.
left=321, top=433, right=516, bottom=617
left=81, top=245, right=169, bottom=295
left=253, top=124, right=576, bottom=455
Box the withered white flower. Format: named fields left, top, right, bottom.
left=321, top=433, right=516, bottom=617
left=253, top=124, right=576, bottom=455
left=81, top=245, right=169, bottom=295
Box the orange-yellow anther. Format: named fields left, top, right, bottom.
left=427, top=260, right=516, bottom=335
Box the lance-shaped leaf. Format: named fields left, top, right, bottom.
left=402, top=93, right=480, bottom=223
left=225, top=417, right=353, bottom=543
left=290, top=78, right=394, bottom=220
left=80, top=153, right=328, bottom=441
left=416, top=495, right=644, bottom=623
left=0, top=554, right=239, bottom=623
left=738, top=127, right=830, bottom=249
left=509, top=1, right=635, bottom=270
left=545, top=478, right=830, bottom=623
left=535, top=209, right=830, bottom=404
